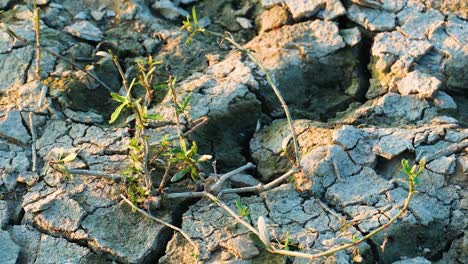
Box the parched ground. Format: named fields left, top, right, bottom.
left=0, top=0, right=467, bottom=263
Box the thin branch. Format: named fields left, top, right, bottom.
left=208, top=162, right=255, bottom=194
left=29, top=113, right=37, bottom=172
left=33, top=1, right=41, bottom=80
left=66, top=169, right=124, bottom=182
left=219, top=168, right=296, bottom=196
left=121, top=195, right=199, bottom=254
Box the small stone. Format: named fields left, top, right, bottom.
left=17, top=171, right=39, bottom=186
left=259, top=5, right=290, bottom=32
left=152, top=0, right=189, bottom=20
left=63, top=108, right=103, bottom=124
left=106, top=10, right=116, bottom=17
left=64, top=21, right=103, bottom=42
left=0, top=110, right=31, bottom=144
left=285, top=0, right=325, bottom=20
left=376, top=93, right=429, bottom=121
left=332, top=125, right=366, bottom=150
left=34, top=197, right=86, bottom=233
left=35, top=234, right=90, bottom=263
left=90, top=10, right=105, bottom=21
left=0, top=0, right=13, bottom=10
left=347, top=4, right=396, bottom=31
left=340, top=27, right=361, bottom=46
left=393, top=256, right=431, bottom=264
left=0, top=230, right=20, bottom=264
left=397, top=71, right=441, bottom=99
left=326, top=167, right=393, bottom=207
left=35, top=0, right=50, bottom=5
left=9, top=225, right=41, bottom=264
left=236, top=17, right=253, bottom=29
left=220, top=235, right=259, bottom=259
left=261, top=0, right=283, bottom=8
left=373, top=134, right=413, bottom=159
left=427, top=155, right=456, bottom=175
left=433, top=91, right=457, bottom=110
left=400, top=9, right=444, bottom=40
left=74, top=11, right=89, bottom=20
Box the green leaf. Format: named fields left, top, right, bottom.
left=109, top=103, right=126, bottom=124
left=192, top=7, right=199, bottom=26
left=144, top=113, right=162, bottom=121
left=111, top=92, right=127, bottom=103
left=248, top=233, right=267, bottom=250
left=171, top=167, right=191, bottom=182
left=61, top=152, right=77, bottom=163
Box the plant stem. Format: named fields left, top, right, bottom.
left=203, top=30, right=301, bottom=168
left=168, top=76, right=186, bottom=152
left=33, top=1, right=41, bottom=80
left=121, top=195, right=199, bottom=254
left=66, top=169, right=124, bottom=182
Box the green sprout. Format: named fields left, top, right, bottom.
left=180, top=7, right=205, bottom=44
left=235, top=200, right=251, bottom=222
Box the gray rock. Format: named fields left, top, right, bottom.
left=64, top=21, right=103, bottom=42
left=0, top=27, right=14, bottom=53
left=400, top=9, right=444, bottom=40
left=17, top=171, right=39, bottom=186
left=340, top=27, right=361, bottom=47
left=373, top=134, right=413, bottom=159
left=9, top=225, right=41, bottom=264
left=82, top=203, right=171, bottom=263
left=236, top=17, right=252, bottom=29
left=153, top=54, right=262, bottom=169
left=284, top=0, right=345, bottom=20
left=375, top=93, right=429, bottom=121
left=433, top=91, right=457, bottom=110
left=152, top=0, right=188, bottom=20
left=0, top=46, right=34, bottom=90
left=63, top=108, right=103, bottom=124
left=347, top=4, right=396, bottom=31
left=36, top=120, right=69, bottom=149
left=13, top=81, right=48, bottom=113
left=90, top=10, right=105, bottom=21
left=0, top=200, right=10, bottom=228
left=34, top=197, right=86, bottom=233
left=409, top=193, right=451, bottom=226
left=245, top=20, right=356, bottom=118
left=0, top=230, right=20, bottom=264
left=0, top=110, right=31, bottom=144
left=332, top=125, right=366, bottom=149
left=0, top=0, right=13, bottom=9
left=259, top=5, right=290, bottom=32
left=427, top=155, right=456, bottom=175
left=219, top=235, right=259, bottom=259
left=326, top=167, right=393, bottom=207
left=397, top=71, right=441, bottom=99
left=393, top=256, right=431, bottom=264
left=261, top=0, right=283, bottom=8
left=35, top=234, right=90, bottom=264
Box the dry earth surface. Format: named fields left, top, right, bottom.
left=0, top=0, right=467, bottom=263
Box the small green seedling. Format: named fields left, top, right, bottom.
left=170, top=141, right=212, bottom=182
left=45, top=151, right=78, bottom=179
left=180, top=7, right=205, bottom=44
left=401, top=158, right=426, bottom=185
left=235, top=200, right=251, bottom=222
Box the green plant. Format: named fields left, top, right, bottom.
left=181, top=7, right=301, bottom=168
left=45, top=151, right=77, bottom=180
left=235, top=200, right=251, bottom=222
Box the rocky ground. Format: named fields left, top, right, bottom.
left=0, top=0, right=466, bottom=263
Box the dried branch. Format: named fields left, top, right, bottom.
left=208, top=162, right=255, bottom=194
left=121, top=195, right=199, bottom=255
left=66, top=169, right=124, bottom=182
